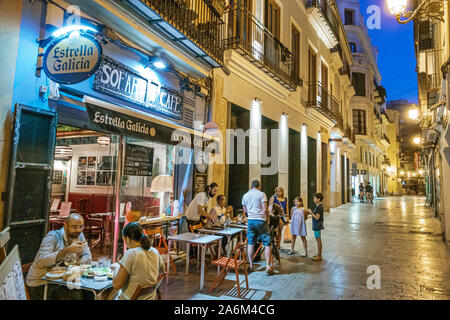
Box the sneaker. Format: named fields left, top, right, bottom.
left=287, top=250, right=296, bottom=255
left=301, top=253, right=307, bottom=257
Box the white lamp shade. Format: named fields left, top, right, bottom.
left=387, top=0, right=407, bottom=15
left=150, top=175, right=174, bottom=192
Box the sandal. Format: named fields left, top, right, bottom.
left=265, top=268, right=275, bottom=275
left=312, top=256, right=322, bottom=261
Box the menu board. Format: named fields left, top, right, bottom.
left=0, top=246, right=27, bottom=300
left=123, top=144, right=154, bottom=176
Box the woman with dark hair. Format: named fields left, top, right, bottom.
left=109, top=222, right=165, bottom=300
left=185, top=182, right=219, bottom=227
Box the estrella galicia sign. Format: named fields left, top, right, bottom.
left=43, top=31, right=102, bottom=85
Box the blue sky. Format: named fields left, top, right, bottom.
left=358, top=0, right=418, bottom=103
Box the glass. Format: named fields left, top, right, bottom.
left=64, top=252, right=78, bottom=267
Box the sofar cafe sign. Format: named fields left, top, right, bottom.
left=43, top=31, right=102, bottom=85
left=93, top=56, right=183, bottom=120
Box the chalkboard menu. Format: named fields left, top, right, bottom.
left=124, top=144, right=154, bottom=176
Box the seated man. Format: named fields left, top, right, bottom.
left=26, top=213, right=92, bottom=300
left=207, top=195, right=233, bottom=227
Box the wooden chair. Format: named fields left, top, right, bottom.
left=77, top=199, right=104, bottom=247
left=21, top=263, right=32, bottom=300
left=130, top=272, right=166, bottom=300
left=208, top=239, right=249, bottom=298
left=144, top=227, right=177, bottom=275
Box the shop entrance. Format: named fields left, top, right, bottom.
left=307, top=136, right=317, bottom=209
left=289, top=128, right=301, bottom=203
left=261, top=116, right=279, bottom=198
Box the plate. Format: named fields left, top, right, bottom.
left=45, top=271, right=65, bottom=279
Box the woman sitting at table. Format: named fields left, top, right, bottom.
left=109, top=222, right=165, bottom=300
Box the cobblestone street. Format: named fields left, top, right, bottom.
left=161, top=196, right=450, bottom=300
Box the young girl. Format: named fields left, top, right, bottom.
left=288, top=197, right=308, bottom=256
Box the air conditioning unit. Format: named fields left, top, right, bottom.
left=204, top=0, right=226, bottom=17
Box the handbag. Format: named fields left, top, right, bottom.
left=283, top=221, right=292, bottom=243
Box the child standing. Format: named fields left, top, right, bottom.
left=288, top=197, right=307, bottom=256
left=306, top=193, right=324, bottom=261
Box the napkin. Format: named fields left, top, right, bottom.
left=94, top=276, right=108, bottom=282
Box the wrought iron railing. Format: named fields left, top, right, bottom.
left=418, top=73, right=441, bottom=92
left=340, top=60, right=351, bottom=78
left=305, top=0, right=339, bottom=40
left=307, top=82, right=341, bottom=123
left=135, top=0, right=225, bottom=65
left=344, top=124, right=355, bottom=145
left=223, top=6, right=298, bottom=90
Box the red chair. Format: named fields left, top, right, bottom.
left=77, top=199, right=104, bottom=247
left=208, top=239, right=249, bottom=298
left=144, top=227, right=177, bottom=275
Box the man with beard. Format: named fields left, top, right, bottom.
left=185, top=182, right=219, bottom=228
left=26, top=213, right=92, bottom=299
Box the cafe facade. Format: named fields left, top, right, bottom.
left=3, top=0, right=220, bottom=264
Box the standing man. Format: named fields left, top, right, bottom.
left=26, top=213, right=92, bottom=299
left=359, top=183, right=365, bottom=202
left=365, top=182, right=374, bottom=204
left=242, top=180, right=274, bottom=275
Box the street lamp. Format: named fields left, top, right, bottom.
left=413, top=137, right=422, bottom=145
left=386, top=0, right=444, bottom=24
left=408, top=107, right=420, bottom=121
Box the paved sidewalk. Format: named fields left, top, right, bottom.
left=160, top=196, right=450, bottom=300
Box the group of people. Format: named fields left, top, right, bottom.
left=25, top=213, right=164, bottom=300
left=358, top=182, right=374, bottom=204
left=25, top=180, right=326, bottom=300
left=242, top=180, right=325, bottom=276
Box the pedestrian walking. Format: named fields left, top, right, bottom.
left=359, top=183, right=365, bottom=202
left=288, top=197, right=307, bottom=257
left=365, top=182, right=374, bottom=204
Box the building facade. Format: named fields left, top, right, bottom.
left=337, top=0, right=388, bottom=197
left=413, top=0, right=450, bottom=242
left=0, top=0, right=392, bottom=264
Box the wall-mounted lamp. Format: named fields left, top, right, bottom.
left=52, top=25, right=98, bottom=38
left=254, top=97, right=263, bottom=104
left=147, top=56, right=167, bottom=69
left=282, top=112, right=289, bottom=118
left=386, top=0, right=444, bottom=24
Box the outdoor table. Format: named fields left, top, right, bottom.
left=140, top=216, right=181, bottom=241
left=42, top=276, right=112, bottom=300
left=228, top=223, right=248, bottom=229
left=166, top=232, right=222, bottom=291
left=197, top=227, right=244, bottom=257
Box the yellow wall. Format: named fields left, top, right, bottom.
left=0, top=0, right=22, bottom=229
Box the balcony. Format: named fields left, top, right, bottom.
left=344, top=124, right=356, bottom=145
left=125, top=0, right=224, bottom=67
left=307, top=82, right=342, bottom=124
left=339, top=60, right=351, bottom=80
left=381, top=134, right=390, bottom=147
left=305, top=0, right=339, bottom=49
left=418, top=73, right=441, bottom=92
left=223, top=7, right=298, bottom=91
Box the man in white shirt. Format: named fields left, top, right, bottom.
left=242, top=180, right=273, bottom=275
left=185, top=182, right=218, bottom=227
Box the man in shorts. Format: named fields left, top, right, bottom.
left=242, top=180, right=274, bottom=275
